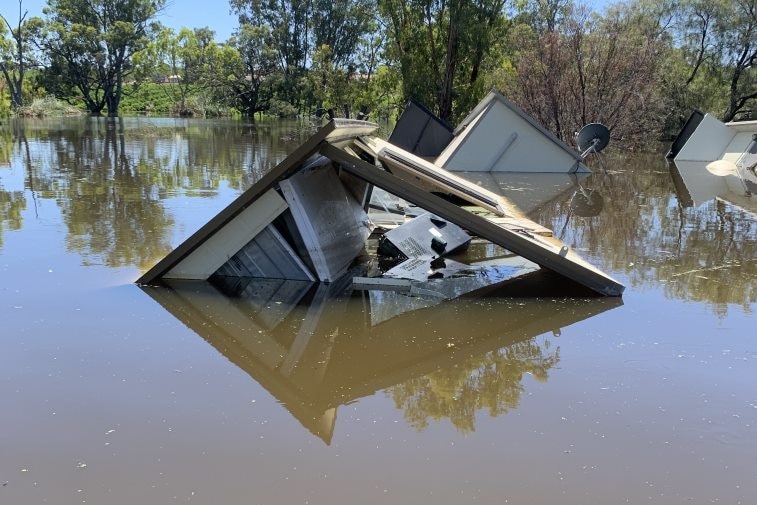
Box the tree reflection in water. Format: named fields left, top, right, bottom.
left=1, top=117, right=310, bottom=269
left=0, top=126, right=26, bottom=248
left=390, top=337, right=559, bottom=432
left=142, top=277, right=599, bottom=442
left=533, top=151, right=756, bottom=313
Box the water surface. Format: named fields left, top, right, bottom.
left=1, top=117, right=755, bottom=504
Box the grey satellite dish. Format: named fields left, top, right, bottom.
left=576, top=123, right=610, bottom=157
left=576, top=123, right=610, bottom=172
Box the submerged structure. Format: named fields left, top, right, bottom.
left=669, top=111, right=757, bottom=198
left=389, top=91, right=590, bottom=174
left=138, top=119, right=624, bottom=296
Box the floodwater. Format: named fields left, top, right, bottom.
left=1, top=117, right=755, bottom=505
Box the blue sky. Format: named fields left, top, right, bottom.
left=8, top=0, right=612, bottom=44
left=6, top=0, right=240, bottom=41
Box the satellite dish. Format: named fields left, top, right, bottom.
left=705, top=134, right=757, bottom=196
left=706, top=159, right=754, bottom=197
left=576, top=123, right=610, bottom=156
left=705, top=159, right=738, bottom=177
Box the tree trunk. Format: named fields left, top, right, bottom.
left=438, top=7, right=460, bottom=122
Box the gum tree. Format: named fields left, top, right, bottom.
left=379, top=0, right=508, bottom=122
left=34, top=0, right=164, bottom=116
left=0, top=0, right=36, bottom=108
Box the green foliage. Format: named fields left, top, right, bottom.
left=267, top=97, right=299, bottom=118
left=34, top=0, right=165, bottom=115
left=1, top=0, right=749, bottom=138
left=119, top=82, right=176, bottom=114
left=137, top=26, right=220, bottom=113
left=0, top=83, right=9, bottom=116
left=230, top=0, right=379, bottom=114
left=379, top=0, right=509, bottom=122
left=0, top=2, right=39, bottom=108
left=502, top=1, right=671, bottom=147
left=207, top=24, right=280, bottom=118
left=662, top=0, right=756, bottom=125
left=311, top=0, right=375, bottom=69
left=117, top=82, right=231, bottom=116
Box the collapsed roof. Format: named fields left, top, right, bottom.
left=137, top=119, right=624, bottom=296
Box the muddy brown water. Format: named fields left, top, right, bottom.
left=1, top=117, right=755, bottom=504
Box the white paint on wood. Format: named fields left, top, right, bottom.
left=165, top=189, right=289, bottom=279
left=352, top=277, right=413, bottom=290
left=726, top=119, right=757, bottom=132
left=361, top=136, right=518, bottom=218
left=456, top=171, right=589, bottom=215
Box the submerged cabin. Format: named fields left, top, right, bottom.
left=137, top=119, right=624, bottom=297
left=669, top=111, right=757, bottom=164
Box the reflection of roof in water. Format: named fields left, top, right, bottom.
left=671, top=160, right=757, bottom=216
left=454, top=172, right=591, bottom=215
left=141, top=276, right=622, bottom=444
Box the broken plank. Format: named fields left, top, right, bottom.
left=352, top=277, right=413, bottom=291
left=355, top=136, right=522, bottom=218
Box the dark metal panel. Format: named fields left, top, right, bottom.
left=666, top=110, right=705, bottom=159
left=388, top=99, right=454, bottom=157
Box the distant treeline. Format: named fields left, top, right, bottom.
left=1, top=0, right=755, bottom=147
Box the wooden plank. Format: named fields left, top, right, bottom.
left=357, top=136, right=520, bottom=217
left=321, top=143, right=625, bottom=296
left=352, top=277, right=413, bottom=291
left=137, top=119, right=378, bottom=285
left=164, top=189, right=288, bottom=279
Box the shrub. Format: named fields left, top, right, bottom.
left=15, top=96, right=83, bottom=117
